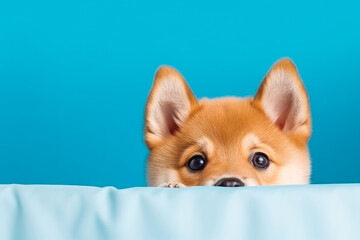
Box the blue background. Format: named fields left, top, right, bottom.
left=1, top=0, right=359, bottom=189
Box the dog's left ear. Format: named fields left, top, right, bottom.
left=145, top=66, right=198, bottom=149
left=253, top=58, right=311, bottom=141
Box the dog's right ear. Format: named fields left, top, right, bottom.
left=253, top=58, right=311, bottom=141
left=145, top=66, right=198, bottom=149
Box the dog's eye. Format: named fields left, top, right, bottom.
left=186, top=155, right=207, bottom=172
left=250, top=152, right=270, bottom=170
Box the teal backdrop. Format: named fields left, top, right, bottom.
left=1, top=0, right=359, bottom=188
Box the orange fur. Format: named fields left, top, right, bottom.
left=144, top=58, right=311, bottom=187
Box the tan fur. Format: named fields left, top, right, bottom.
left=144, top=58, right=311, bottom=187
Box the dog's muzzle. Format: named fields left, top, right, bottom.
left=215, top=178, right=245, bottom=187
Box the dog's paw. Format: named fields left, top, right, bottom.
left=159, top=183, right=186, bottom=188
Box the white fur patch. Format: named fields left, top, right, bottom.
left=273, top=152, right=311, bottom=185
left=244, top=178, right=259, bottom=186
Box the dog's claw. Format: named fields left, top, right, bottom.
left=160, top=183, right=185, bottom=188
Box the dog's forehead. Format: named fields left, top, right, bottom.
left=198, top=97, right=256, bottom=119
left=194, top=133, right=261, bottom=157
left=181, top=97, right=282, bottom=149
left=192, top=97, right=266, bottom=131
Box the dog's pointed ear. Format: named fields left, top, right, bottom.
left=145, top=66, right=198, bottom=149
left=253, top=58, right=311, bottom=140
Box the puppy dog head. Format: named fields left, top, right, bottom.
left=144, top=58, right=311, bottom=187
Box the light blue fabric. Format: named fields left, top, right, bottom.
left=0, top=184, right=359, bottom=240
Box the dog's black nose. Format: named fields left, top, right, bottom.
left=215, top=178, right=245, bottom=187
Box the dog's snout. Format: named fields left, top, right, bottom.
left=215, top=178, right=245, bottom=187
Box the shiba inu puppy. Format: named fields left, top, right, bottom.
left=144, top=58, right=311, bottom=187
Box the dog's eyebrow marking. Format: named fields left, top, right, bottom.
left=197, top=137, right=214, bottom=156
left=241, top=133, right=261, bottom=152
